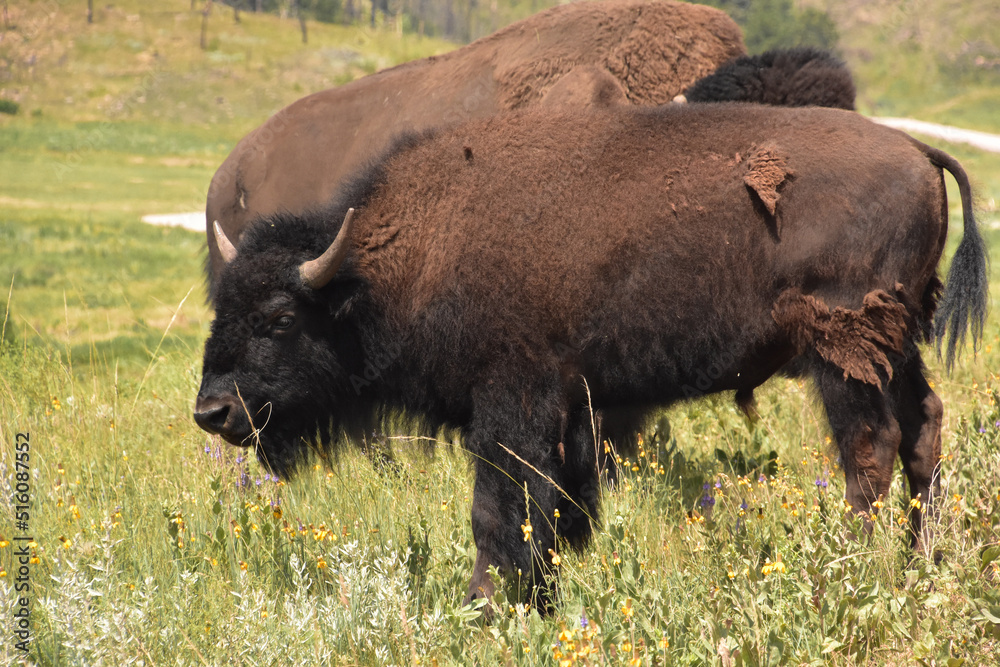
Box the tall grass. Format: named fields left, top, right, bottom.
left=2, top=299, right=1000, bottom=663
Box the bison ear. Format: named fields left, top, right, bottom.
left=299, top=208, right=356, bottom=290
left=214, top=221, right=238, bottom=264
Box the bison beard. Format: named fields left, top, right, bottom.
left=195, top=104, right=987, bottom=611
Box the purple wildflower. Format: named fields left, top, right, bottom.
left=580, top=614, right=588, bottom=629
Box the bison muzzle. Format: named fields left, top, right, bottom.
left=195, top=104, right=988, bottom=610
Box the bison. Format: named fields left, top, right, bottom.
left=674, top=47, right=857, bottom=109
left=195, top=104, right=987, bottom=609
left=204, top=0, right=747, bottom=298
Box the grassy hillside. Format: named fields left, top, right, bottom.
left=2, top=1, right=1000, bottom=665
left=811, top=0, right=1000, bottom=132
left=1, top=0, right=453, bottom=133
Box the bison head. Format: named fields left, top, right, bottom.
left=194, top=210, right=358, bottom=476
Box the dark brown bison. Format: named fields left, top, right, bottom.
left=674, top=46, right=857, bottom=109
left=204, top=0, right=746, bottom=297
left=195, top=104, right=987, bottom=609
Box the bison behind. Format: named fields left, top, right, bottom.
left=195, top=104, right=987, bottom=609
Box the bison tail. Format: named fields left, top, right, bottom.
left=919, top=141, right=989, bottom=371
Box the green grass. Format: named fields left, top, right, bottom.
left=2, top=0, right=1000, bottom=664
left=1, top=0, right=454, bottom=132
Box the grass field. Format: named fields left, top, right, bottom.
left=2, top=1, right=1000, bottom=664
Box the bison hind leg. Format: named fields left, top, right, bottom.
left=886, top=345, right=943, bottom=554
left=811, top=355, right=901, bottom=528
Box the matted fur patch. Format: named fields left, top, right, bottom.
left=772, top=289, right=908, bottom=386
left=744, top=144, right=793, bottom=224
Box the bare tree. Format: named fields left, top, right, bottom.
left=292, top=0, right=307, bottom=44
left=200, top=1, right=213, bottom=50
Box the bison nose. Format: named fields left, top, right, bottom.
left=194, top=395, right=238, bottom=436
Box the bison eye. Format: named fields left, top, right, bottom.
left=273, top=315, right=295, bottom=332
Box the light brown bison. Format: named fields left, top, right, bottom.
left=195, top=103, right=987, bottom=609
left=204, top=0, right=746, bottom=296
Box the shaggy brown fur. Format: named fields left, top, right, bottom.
left=743, top=143, right=793, bottom=220
left=772, top=289, right=909, bottom=386
left=204, top=0, right=745, bottom=295
left=681, top=47, right=856, bottom=109
left=540, top=65, right=628, bottom=109
left=197, top=104, right=987, bottom=606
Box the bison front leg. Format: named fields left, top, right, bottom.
left=812, top=359, right=901, bottom=532
left=464, top=444, right=564, bottom=612
left=462, top=385, right=568, bottom=612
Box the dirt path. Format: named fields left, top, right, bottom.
left=871, top=117, right=1000, bottom=154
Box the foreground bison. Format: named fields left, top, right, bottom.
left=195, top=104, right=987, bottom=607
left=204, top=0, right=746, bottom=296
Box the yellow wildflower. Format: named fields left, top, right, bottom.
left=521, top=519, right=533, bottom=542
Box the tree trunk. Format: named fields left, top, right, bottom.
left=200, top=1, right=213, bottom=50
left=292, top=0, right=307, bottom=44
left=256, top=0, right=262, bottom=12
left=234, top=4, right=240, bottom=23
left=87, top=0, right=93, bottom=24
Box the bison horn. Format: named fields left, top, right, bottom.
left=299, top=208, right=356, bottom=290
left=214, top=221, right=238, bottom=264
